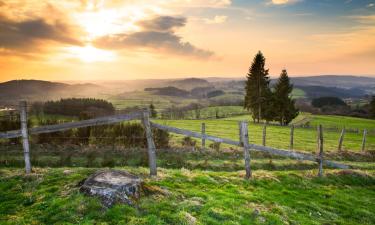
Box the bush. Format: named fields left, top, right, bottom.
left=153, top=128, right=169, bottom=148
left=209, top=142, right=221, bottom=152
left=36, top=119, right=74, bottom=144
left=85, top=150, right=98, bottom=167
left=182, top=136, right=196, bottom=147
left=59, top=149, right=74, bottom=166
left=101, top=152, right=116, bottom=168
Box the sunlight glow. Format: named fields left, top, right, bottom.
left=74, top=5, right=154, bottom=40
left=68, top=45, right=116, bottom=63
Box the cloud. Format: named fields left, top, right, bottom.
left=203, top=15, right=228, bottom=24
left=0, top=14, right=82, bottom=51
left=165, top=0, right=232, bottom=8
left=367, top=3, right=375, bottom=8
left=94, top=16, right=213, bottom=58
left=137, top=16, right=186, bottom=31
left=267, top=0, right=301, bottom=5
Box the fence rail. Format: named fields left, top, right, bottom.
left=0, top=101, right=353, bottom=178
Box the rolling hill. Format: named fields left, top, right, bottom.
left=0, top=80, right=103, bottom=104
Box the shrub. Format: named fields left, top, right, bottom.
left=182, top=136, right=196, bottom=147
left=101, top=152, right=116, bottom=168
left=59, top=149, right=74, bottom=166
left=153, top=128, right=169, bottom=148
left=85, top=150, right=98, bottom=167
left=36, top=119, right=74, bottom=144
left=209, top=142, right=221, bottom=152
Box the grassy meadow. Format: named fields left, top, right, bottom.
left=1, top=104, right=375, bottom=224
left=155, top=119, right=375, bottom=152
left=1, top=158, right=375, bottom=225
left=309, top=115, right=375, bottom=131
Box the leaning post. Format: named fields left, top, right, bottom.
left=201, top=123, right=206, bottom=150
left=262, top=124, right=267, bottom=146
left=239, top=121, right=252, bottom=179
left=338, top=127, right=345, bottom=151
left=20, top=101, right=31, bottom=174
left=142, top=110, right=157, bottom=176
left=290, top=125, right=294, bottom=150
left=317, top=125, right=324, bottom=177
left=361, top=129, right=367, bottom=152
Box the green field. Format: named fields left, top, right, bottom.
left=108, top=91, right=198, bottom=111
left=185, top=106, right=248, bottom=119
left=1, top=110, right=375, bottom=224
left=309, top=115, right=375, bottom=131
left=155, top=119, right=375, bottom=152
left=1, top=157, right=374, bottom=224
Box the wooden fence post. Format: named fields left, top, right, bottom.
left=239, top=121, right=252, bottom=179
left=238, top=121, right=242, bottom=144
left=20, top=101, right=31, bottom=174
left=362, top=129, right=367, bottom=152
left=338, top=128, right=345, bottom=151
left=142, top=111, right=157, bottom=176
left=262, top=125, right=267, bottom=146
left=290, top=125, right=294, bottom=150
left=201, top=123, right=206, bottom=150
left=317, top=125, right=324, bottom=177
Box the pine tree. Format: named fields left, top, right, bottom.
left=370, top=96, right=375, bottom=119
left=149, top=103, right=157, bottom=118
left=244, top=51, right=271, bottom=122
left=273, top=69, right=299, bottom=125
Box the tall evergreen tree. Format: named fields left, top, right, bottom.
left=370, top=96, right=375, bottom=119
left=273, top=69, right=299, bottom=125
left=244, top=51, right=271, bottom=122
left=149, top=103, right=157, bottom=118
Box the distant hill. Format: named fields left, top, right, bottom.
left=144, top=86, right=190, bottom=97
left=0, top=80, right=103, bottom=103
left=296, top=85, right=367, bottom=99
left=289, top=75, right=375, bottom=90
left=168, top=78, right=212, bottom=90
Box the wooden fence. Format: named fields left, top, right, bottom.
left=0, top=101, right=351, bottom=179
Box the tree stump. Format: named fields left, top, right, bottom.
left=80, top=170, right=142, bottom=207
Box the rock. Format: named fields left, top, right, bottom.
left=63, top=169, right=72, bottom=175
left=184, top=212, right=197, bottom=225
left=80, top=170, right=142, bottom=208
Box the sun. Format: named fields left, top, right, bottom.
left=74, top=6, right=147, bottom=40
left=67, top=45, right=116, bottom=63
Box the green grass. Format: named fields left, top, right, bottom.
left=1, top=164, right=374, bottom=225
left=310, top=115, right=375, bottom=131
left=29, top=114, right=77, bottom=126
left=155, top=119, right=375, bottom=152
left=185, top=106, right=249, bottom=119
left=108, top=91, right=197, bottom=111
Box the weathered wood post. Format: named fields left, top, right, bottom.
left=338, top=128, right=345, bottom=151
left=238, top=121, right=242, bottom=143
left=262, top=124, right=266, bottom=146
left=201, top=123, right=206, bottom=150
left=142, top=110, right=157, bottom=176
left=317, top=125, right=324, bottom=177
left=239, top=121, right=252, bottom=179
left=362, top=129, right=367, bottom=152
left=20, top=101, right=31, bottom=174
left=290, top=125, right=294, bottom=150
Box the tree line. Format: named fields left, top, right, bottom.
left=31, top=98, right=115, bottom=117
left=244, top=51, right=299, bottom=125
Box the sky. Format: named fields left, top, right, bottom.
left=0, top=0, right=375, bottom=81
